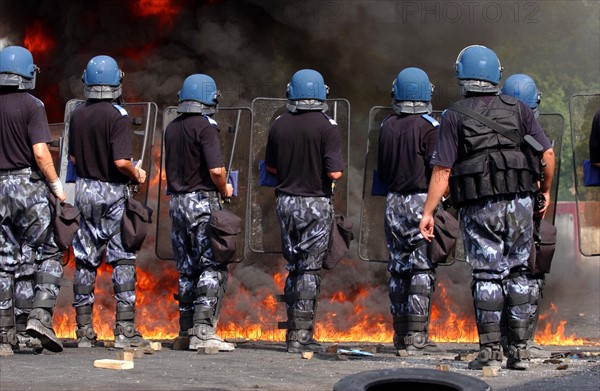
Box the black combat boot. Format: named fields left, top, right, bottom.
left=0, top=307, right=17, bottom=356
left=114, top=305, right=150, bottom=349
left=26, top=307, right=63, bottom=352
left=506, top=319, right=531, bottom=370
left=75, top=305, right=97, bottom=348
left=286, top=329, right=324, bottom=353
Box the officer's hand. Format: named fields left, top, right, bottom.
left=419, top=214, right=435, bottom=242
left=136, top=168, right=147, bottom=184
left=224, top=183, right=234, bottom=198
left=56, top=191, right=67, bottom=203
left=534, top=191, right=550, bottom=219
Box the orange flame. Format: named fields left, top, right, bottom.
left=24, top=20, right=55, bottom=58
left=131, top=0, right=181, bottom=26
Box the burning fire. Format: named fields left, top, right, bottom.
left=53, top=270, right=591, bottom=347
left=130, top=0, right=181, bottom=26
left=23, top=20, right=55, bottom=58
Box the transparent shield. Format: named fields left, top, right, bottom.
left=58, top=100, right=157, bottom=205
left=248, top=98, right=350, bottom=254
left=48, top=123, right=64, bottom=174
left=155, top=107, right=252, bottom=261
left=537, top=113, right=564, bottom=225
left=569, top=94, right=600, bottom=256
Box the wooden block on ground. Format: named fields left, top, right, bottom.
left=116, top=351, right=134, bottom=362
left=198, top=346, right=219, bottom=355
left=150, top=342, right=162, bottom=351
left=482, top=366, right=499, bottom=377
left=104, top=341, right=115, bottom=349
left=301, top=351, right=314, bottom=360
left=172, top=336, right=190, bottom=351
left=436, top=364, right=449, bottom=371
left=124, top=348, right=144, bottom=358
left=93, top=359, right=134, bottom=370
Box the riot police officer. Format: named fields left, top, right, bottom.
left=69, top=55, right=148, bottom=349
left=419, top=46, right=555, bottom=370
left=265, top=69, right=344, bottom=353
left=0, top=45, right=67, bottom=354
left=378, top=68, right=443, bottom=356
left=502, top=73, right=553, bottom=358
left=164, top=74, right=234, bottom=352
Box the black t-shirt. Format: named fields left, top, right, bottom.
left=431, top=96, right=552, bottom=168
left=590, top=109, right=600, bottom=164
left=0, top=90, right=51, bottom=170
left=68, top=100, right=132, bottom=183
left=265, top=110, right=344, bottom=197
left=378, top=114, right=439, bottom=194
left=164, top=114, right=225, bottom=194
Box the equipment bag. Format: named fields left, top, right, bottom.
left=208, top=208, right=242, bottom=264
left=323, top=214, right=354, bottom=270
left=528, top=218, right=557, bottom=274
left=121, top=197, right=153, bottom=252
left=426, top=209, right=459, bottom=265
left=47, top=193, right=80, bottom=251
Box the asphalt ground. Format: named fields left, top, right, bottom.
left=1, top=340, right=599, bottom=391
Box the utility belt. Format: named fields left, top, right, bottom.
left=172, top=190, right=219, bottom=198
left=0, top=167, right=44, bottom=181
left=275, top=189, right=331, bottom=199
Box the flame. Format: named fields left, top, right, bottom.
left=23, top=20, right=55, bottom=58
left=131, top=0, right=181, bottom=26
left=535, top=302, right=586, bottom=346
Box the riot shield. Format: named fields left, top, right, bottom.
left=248, top=98, right=350, bottom=254
left=358, top=108, right=444, bottom=263
left=154, top=107, right=252, bottom=262
left=569, top=93, right=600, bottom=256
left=537, top=113, right=564, bottom=225
left=48, top=123, right=64, bottom=174
left=59, top=100, right=157, bottom=205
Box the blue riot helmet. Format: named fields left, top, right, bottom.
left=502, top=73, right=541, bottom=110
left=391, top=67, right=434, bottom=115
left=455, top=45, right=503, bottom=95
left=81, top=55, right=123, bottom=99
left=392, top=67, right=433, bottom=102
left=177, top=74, right=220, bottom=114
left=286, top=69, right=329, bottom=112
left=0, top=45, right=39, bottom=90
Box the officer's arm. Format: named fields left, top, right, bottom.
left=32, top=142, right=66, bottom=202
left=115, top=159, right=146, bottom=184
left=209, top=166, right=233, bottom=198
left=536, top=148, right=556, bottom=218
left=328, top=171, right=343, bottom=180
left=419, top=165, right=451, bottom=241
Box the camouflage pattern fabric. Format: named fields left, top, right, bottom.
left=1, top=175, right=62, bottom=312
left=276, top=195, right=333, bottom=312
left=385, top=193, right=435, bottom=319
left=14, top=245, right=35, bottom=316
left=170, top=193, right=223, bottom=312
left=461, top=194, right=532, bottom=332
left=72, top=178, right=137, bottom=308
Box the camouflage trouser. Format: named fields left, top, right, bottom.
left=276, top=195, right=332, bottom=313
left=170, top=193, right=224, bottom=324
left=461, top=193, right=533, bottom=345
left=72, top=179, right=137, bottom=309
left=385, top=193, right=436, bottom=317
left=14, top=244, right=35, bottom=317
left=527, top=274, right=544, bottom=339
left=0, top=175, right=62, bottom=321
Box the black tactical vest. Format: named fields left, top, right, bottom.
left=449, top=95, right=540, bottom=207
